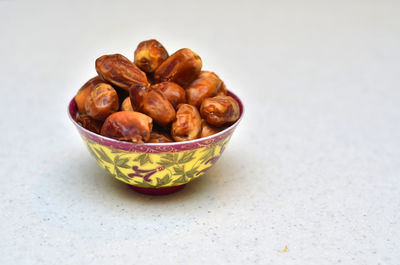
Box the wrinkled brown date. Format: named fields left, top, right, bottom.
left=75, top=76, right=104, bottom=114
left=101, top=111, right=152, bottom=143
left=76, top=114, right=103, bottom=134
left=152, top=82, right=186, bottom=108
left=130, top=84, right=176, bottom=126
left=186, top=71, right=225, bottom=108
left=147, top=131, right=173, bottom=143
left=154, top=48, right=202, bottom=87
left=96, top=54, right=148, bottom=91
left=200, top=120, right=222, bottom=138
left=171, top=104, right=202, bottom=142
left=134, top=39, right=168, bottom=73
left=200, top=96, right=240, bottom=126
left=85, top=83, right=119, bottom=120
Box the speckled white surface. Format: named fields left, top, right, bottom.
left=1, top=0, right=399, bottom=264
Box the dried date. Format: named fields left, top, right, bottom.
left=130, top=84, right=176, bottom=126
left=200, top=96, right=240, bottom=126
left=76, top=114, right=103, bottom=134
left=147, top=131, right=173, bottom=143
left=200, top=120, right=222, bottom=138
left=171, top=104, right=202, bottom=141
left=101, top=111, right=152, bottom=143
left=152, top=81, right=186, bottom=108
left=85, top=83, right=119, bottom=120
left=96, top=54, right=148, bottom=91
left=75, top=76, right=104, bottom=114
left=134, top=39, right=168, bottom=73
left=186, top=71, right=225, bottom=108
left=154, top=48, right=202, bottom=87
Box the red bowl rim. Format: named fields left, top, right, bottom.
left=68, top=90, right=244, bottom=149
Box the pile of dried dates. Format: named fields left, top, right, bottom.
left=75, top=39, right=240, bottom=143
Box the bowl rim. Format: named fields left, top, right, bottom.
left=68, top=90, right=244, bottom=147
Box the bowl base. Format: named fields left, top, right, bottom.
left=129, top=184, right=186, bottom=195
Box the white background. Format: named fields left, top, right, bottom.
left=1, top=0, right=399, bottom=264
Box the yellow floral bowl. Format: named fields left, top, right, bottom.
left=68, top=91, right=243, bottom=195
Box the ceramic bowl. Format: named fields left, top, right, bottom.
left=68, top=91, right=243, bottom=195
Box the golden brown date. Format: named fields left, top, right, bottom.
left=76, top=114, right=103, bottom=134
left=147, top=131, right=173, bottom=143
left=152, top=82, right=186, bottom=108
left=186, top=71, right=225, bottom=108
left=75, top=76, right=104, bottom=114
left=96, top=54, right=148, bottom=91
left=217, top=82, right=227, bottom=96
left=130, top=84, right=176, bottom=126
left=171, top=104, right=202, bottom=142
left=154, top=48, right=202, bottom=87
left=200, top=96, right=240, bottom=126
left=200, top=120, right=222, bottom=138
left=134, top=39, right=168, bottom=73
left=101, top=111, right=152, bottom=143
left=85, top=83, right=119, bottom=120
left=121, top=97, right=136, bottom=111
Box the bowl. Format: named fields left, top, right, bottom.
left=68, top=91, right=243, bottom=195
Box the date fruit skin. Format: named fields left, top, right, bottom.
left=171, top=104, right=202, bottom=142
left=75, top=76, right=104, bottom=114
left=76, top=114, right=103, bottom=134
left=121, top=97, right=136, bottom=111
left=101, top=111, right=152, bottom=143
left=154, top=48, right=202, bottom=88
left=200, top=96, right=240, bottom=126
left=152, top=81, right=186, bottom=108
left=217, top=82, right=227, bottom=96
left=200, top=119, right=222, bottom=138
left=96, top=54, right=148, bottom=91
left=186, top=71, right=225, bottom=108
left=147, top=131, right=173, bottom=143
left=85, top=83, right=119, bottom=121
left=134, top=39, right=168, bottom=73
left=130, top=84, right=176, bottom=126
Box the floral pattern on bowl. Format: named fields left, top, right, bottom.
left=81, top=134, right=231, bottom=188
left=68, top=90, right=243, bottom=191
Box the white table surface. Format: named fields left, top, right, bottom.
left=1, top=0, right=399, bottom=264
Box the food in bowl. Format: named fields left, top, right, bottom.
left=70, top=39, right=243, bottom=195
